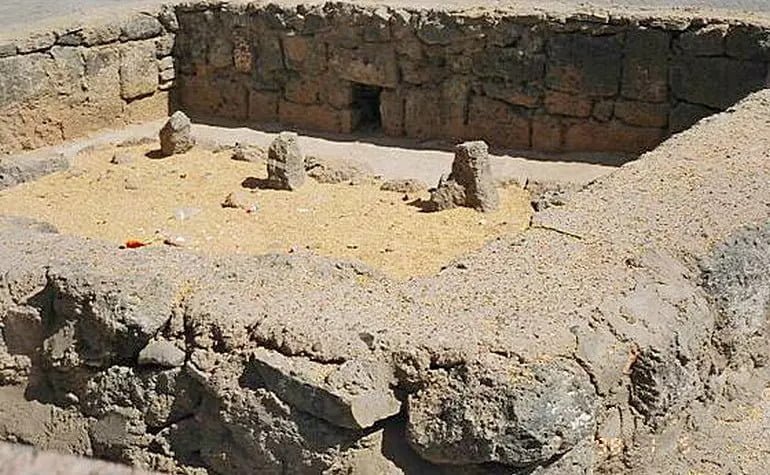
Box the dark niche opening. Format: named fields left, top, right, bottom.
left=352, top=83, right=382, bottom=132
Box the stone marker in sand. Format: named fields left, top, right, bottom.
left=428, top=140, right=499, bottom=212
left=159, top=111, right=195, bottom=156
left=267, top=132, right=305, bottom=190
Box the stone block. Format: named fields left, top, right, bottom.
left=0, top=54, right=50, bottom=108
left=546, top=33, right=623, bottom=97
left=208, top=37, right=233, bottom=69
left=564, top=119, right=664, bottom=153
left=725, top=25, right=770, bottom=61
left=429, top=141, right=499, bottom=212
left=615, top=100, right=670, bottom=128
left=670, top=56, right=766, bottom=109
left=16, top=31, right=56, bottom=53
left=675, top=23, right=727, bottom=56
left=622, top=28, right=670, bottom=102
left=329, top=44, right=398, bottom=88
left=278, top=100, right=356, bottom=133
left=120, top=42, right=159, bottom=100
left=48, top=46, right=84, bottom=96
left=83, top=46, right=120, bottom=94
left=120, top=13, right=163, bottom=42
left=544, top=91, right=592, bottom=117
left=471, top=47, right=545, bottom=83
left=403, top=88, right=441, bottom=139
left=283, top=35, right=327, bottom=72
left=160, top=111, right=194, bottom=156
left=482, top=80, right=542, bottom=109
left=249, top=348, right=401, bottom=429
left=532, top=115, right=563, bottom=152
left=256, top=35, right=284, bottom=73
left=466, top=95, right=531, bottom=149
left=322, top=79, right=353, bottom=109
left=668, top=101, right=716, bottom=134
left=380, top=89, right=404, bottom=136
left=592, top=100, right=614, bottom=122
left=284, top=77, right=321, bottom=104
left=249, top=90, right=279, bottom=123
left=267, top=132, right=306, bottom=190
left=0, top=43, right=15, bottom=58
left=58, top=22, right=121, bottom=47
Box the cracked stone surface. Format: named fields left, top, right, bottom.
left=0, top=89, right=769, bottom=473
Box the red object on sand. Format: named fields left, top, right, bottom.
left=124, top=239, right=148, bottom=249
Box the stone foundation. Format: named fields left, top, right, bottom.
left=173, top=2, right=770, bottom=154
left=0, top=8, right=176, bottom=154
left=1, top=2, right=769, bottom=155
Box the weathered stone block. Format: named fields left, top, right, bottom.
left=160, top=111, right=194, bottom=156
left=329, top=44, right=398, bottom=88
left=256, top=35, right=284, bottom=73
left=283, top=35, right=327, bottom=72
left=58, top=22, right=122, bottom=47
left=725, top=25, right=770, bottom=61
left=670, top=56, right=766, bottom=109
left=208, top=37, right=233, bottom=69
left=278, top=100, right=356, bottom=133
left=120, top=42, right=159, bottom=100
left=466, top=95, right=531, bottom=149
left=322, top=79, right=353, bottom=109
left=380, top=89, right=404, bottom=136
left=233, top=36, right=252, bottom=73
left=668, top=101, right=716, bottom=134
left=46, top=46, right=84, bottom=96
left=482, top=80, right=541, bottom=109
left=546, top=33, right=623, bottom=97
left=155, top=35, right=175, bottom=58
left=615, top=100, right=670, bottom=128
left=564, top=119, right=664, bottom=153
left=622, top=28, right=670, bottom=102
left=17, top=31, right=56, bottom=53
left=429, top=141, right=499, bottom=212
left=249, top=348, right=400, bottom=429
left=407, top=356, right=596, bottom=466
left=532, top=114, right=563, bottom=152
left=249, top=90, right=279, bottom=122
left=404, top=88, right=441, bottom=139
left=592, top=100, right=614, bottom=122
left=0, top=54, right=50, bottom=108
left=120, top=14, right=163, bottom=42
left=284, top=77, right=321, bottom=104
left=676, top=23, right=727, bottom=56
left=471, top=47, right=545, bottom=83
left=544, top=90, right=592, bottom=117
left=267, top=131, right=306, bottom=190
left=84, top=46, right=121, bottom=93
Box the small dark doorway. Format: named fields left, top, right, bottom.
left=352, top=83, right=382, bottom=132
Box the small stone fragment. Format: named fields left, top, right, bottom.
left=159, top=111, right=194, bottom=157
left=222, top=191, right=258, bottom=212
left=267, top=132, right=306, bottom=190
left=232, top=143, right=265, bottom=163
left=110, top=151, right=136, bottom=165
left=138, top=340, right=185, bottom=368
left=305, top=156, right=373, bottom=184
left=380, top=178, right=428, bottom=194
left=428, top=141, right=499, bottom=212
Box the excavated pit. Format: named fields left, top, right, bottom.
left=1, top=1, right=770, bottom=474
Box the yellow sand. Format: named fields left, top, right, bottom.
left=0, top=145, right=532, bottom=279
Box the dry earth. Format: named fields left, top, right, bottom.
left=0, top=144, right=532, bottom=279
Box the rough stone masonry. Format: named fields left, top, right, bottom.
left=0, top=88, right=769, bottom=473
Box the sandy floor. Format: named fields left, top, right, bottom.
left=0, top=145, right=532, bottom=279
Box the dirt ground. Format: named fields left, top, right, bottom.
left=0, top=144, right=532, bottom=279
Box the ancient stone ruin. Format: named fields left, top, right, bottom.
left=0, top=1, right=770, bottom=474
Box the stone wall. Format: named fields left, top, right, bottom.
left=174, top=2, right=770, bottom=154
left=0, top=8, right=177, bottom=154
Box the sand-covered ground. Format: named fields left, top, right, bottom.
left=0, top=144, right=532, bottom=279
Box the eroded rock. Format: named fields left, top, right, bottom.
left=159, top=111, right=194, bottom=157
left=267, top=132, right=305, bottom=190
left=406, top=355, right=596, bottom=466
left=138, top=340, right=185, bottom=368
left=428, top=141, right=499, bottom=212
